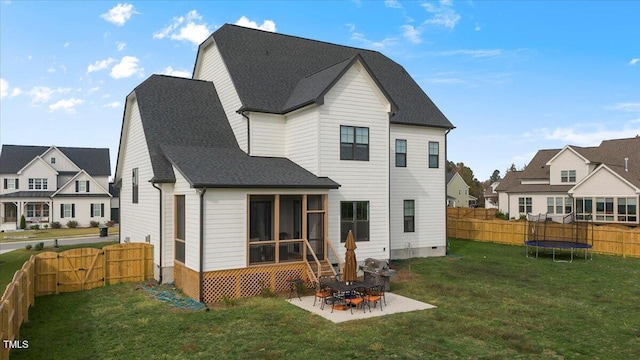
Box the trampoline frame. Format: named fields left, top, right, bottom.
left=524, top=213, right=593, bottom=263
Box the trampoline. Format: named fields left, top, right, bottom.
left=524, top=213, right=593, bottom=262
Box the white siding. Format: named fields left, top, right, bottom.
left=549, top=149, right=590, bottom=185
left=390, top=124, right=447, bottom=257
left=17, top=159, right=57, bottom=193
left=173, top=169, right=200, bottom=270
left=194, top=42, right=248, bottom=152
left=53, top=197, right=110, bottom=227
left=42, top=147, right=80, bottom=173
left=318, top=63, right=390, bottom=261
left=285, top=107, right=320, bottom=175
left=572, top=168, right=637, bottom=197
left=249, top=113, right=286, bottom=157
left=118, top=99, right=160, bottom=266
left=55, top=172, right=109, bottom=196
left=202, top=190, right=247, bottom=271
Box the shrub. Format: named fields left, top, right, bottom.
left=89, top=220, right=100, bottom=228
left=51, top=221, right=62, bottom=229
left=25, top=244, right=33, bottom=250
left=20, top=215, right=26, bottom=229
left=30, top=224, right=40, bottom=230
left=66, top=220, right=78, bottom=228
left=34, top=242, right=44, bottom=251
left=44, top=224, right=49, bottom=229
left=494, top=210, right=510, bottom=221
left=106, top=220, right=116, bottom=227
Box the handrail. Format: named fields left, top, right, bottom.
left=326, top=239, right=344, bottom=275
left=302, top=239, right=322, bottom=284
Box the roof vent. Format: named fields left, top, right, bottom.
left=625, top=157, right=629, bottom=172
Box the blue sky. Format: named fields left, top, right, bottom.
left=1, top=1, right=639, bottom=182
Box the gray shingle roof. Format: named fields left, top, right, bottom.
left=0, top=191, right=55, bottom=198
left=206, top=24, right=454, bottom=129
left=0, top=145, right=110, bottom=176
left=133, top=75, right=339, bottom=189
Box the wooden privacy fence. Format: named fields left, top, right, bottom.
left=447, top=207, right=498, bottom=220
left=1, top=243, right=153, bottom=360
left=447, top=218, right=640, bottom=258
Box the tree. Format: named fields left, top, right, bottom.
left=489, top=169, right=501, bottom=183
left=451, top=162, right=483, bottom=207
left=20, top=214, right=26, bottom=229
left=506, top=163, right=517, bottom=173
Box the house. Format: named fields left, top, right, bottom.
left=446, top=172, right=477, bottom=207
left=496, top=137, right=639, bottom=224
left=0, top=145, right=112, bottom=231
left=114, top=24, right=454, bottom=302
left=483, top=182, right=499, bottom=209
left=109, top=182, right=119, bottom=223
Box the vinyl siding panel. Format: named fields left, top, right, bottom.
left=249, top=113, right=286, bottom=157
left=42, top=148, right=80, bottom=173
left=390, top=124, right=447, bottom=254
left=203, top=190, right=247, bottom=271
left=54, top=198, right=110, bottom=227
left=572, top=168, right=637, bottom=197
left=17, top=159, right=56, bottom=193
left=194, top=43, right=248, bottom=152
left=173, top=169, right=200, bottom=270
left=285, top=107, right=320, bottom=175
left=318, top=63, right=390, bottom=261
left=118, top=99, right=160, bottom=265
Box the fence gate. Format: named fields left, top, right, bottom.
left=57, top=248, right=105, bottom=293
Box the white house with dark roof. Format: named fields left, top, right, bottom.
left=0, top=145, right=112, bottom=230
left=496, top=137, right=639, bottom=224
left=114, top=24, right=454, bottom=302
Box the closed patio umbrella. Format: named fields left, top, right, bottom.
left=343, top=230, right=358, bottom=283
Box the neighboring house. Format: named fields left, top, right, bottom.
left=483, top=182, right=499, bottom=209
left=496, top=137, right=639, bottom=224
left=114, top=24, right=454, bottom=301
left=446, top=172, right=477, bottom=207
left=0, top=145, right=112, bottom=230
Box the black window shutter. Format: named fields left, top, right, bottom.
left=101, top=203, right=104, bottom=217
left=15, top=179, right=18, bottom=189
left=90, top=204, right=93, bottom=217
left=71, top=204, right=75, bottom=218
left=3, top=179, right=6, bottom=189
left=86, top=181, right=90, bottom=192
left=60, top=204, right=64, bottom=218
left=75, top=181, right=79, bottom=192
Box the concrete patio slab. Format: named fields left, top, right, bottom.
left=285, top=292, right=436, bottom=323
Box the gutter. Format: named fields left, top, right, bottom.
left=444, top=128, right=452, bottom=254
left=151, top=182, right=163, bottom=284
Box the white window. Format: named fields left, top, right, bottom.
left=518, top=197, right=532, bottom=214
left=91, top=203, right=103, bottom=217
left=62, top=204, right=73, bottom=218
left=4, top=178, right=17, bottom=190
left=561, top=170, right=576, bottom=183
left=617, top=197, right=637, bottom=223
left=50, top=157, right=56, bottom=164
left=28, top=178, right=48, bottom=190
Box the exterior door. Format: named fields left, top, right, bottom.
left=307, top=213, right=324, bottom=260
left=4, top=203, right=17, bottom=222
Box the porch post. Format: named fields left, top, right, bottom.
left=302, top=195, right=307, bottom=260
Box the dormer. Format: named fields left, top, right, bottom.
left=40, top=146, right=81, bottom=173
left=546, top=146, right=592, bottom=185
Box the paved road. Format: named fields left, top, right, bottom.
left=0, top=235, right=119, bottom=254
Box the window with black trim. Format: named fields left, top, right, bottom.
left=340, top=126, right=369, bottom=161
left=175, top=195, right=186, bottom=263
left=340, top=201, right=369, bottom=242
left=60, top=203, right=75, bottom=218
left=132, top=168, right=138, bottom=204
left=91, top=203, right=104, bottom=217
left=404, top=200, right=415, bottom=232
left=396, top=139, right=407, bottom=167
left=76, top=180, right=90, bottom=192
left=429, top=142, right=439, bottom=168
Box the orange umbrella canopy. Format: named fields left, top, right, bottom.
left=343, top=230, right=358, bottom=283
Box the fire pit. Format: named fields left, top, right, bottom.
left=360, top=258, right=397, bottom=291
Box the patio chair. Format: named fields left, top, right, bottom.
left=313, top=280, right=333, bottom=310
left=344, top=288, right=366, bottom=314
left=363, top=284, right=385, bottom=312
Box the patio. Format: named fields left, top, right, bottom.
left=286, top=292, right=436, bottom=323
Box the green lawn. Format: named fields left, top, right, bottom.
left=0, top=227, right=119, bottom=243
left=8, top=239, right=640, bottom=359
left=0, top=241, right=118, bottom=289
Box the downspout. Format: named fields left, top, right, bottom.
left=152, top=182, right=163, bottom=284
left=240, top=111, right=251, bottom=155
left=197, top=187, right=208, bottom=306
left=444, top=128, right=452, bottom=255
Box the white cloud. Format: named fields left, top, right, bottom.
left=629, top=58, right=640, bottom=65
left=530, top=122, right=640, bottom=146
left=64, top=42, right=69, bottom=48
left=153, top=10, right=212, bottom=45
left=611, top=102, right=640, bottom=113
left=161, top=66, right=191, bottom=78
left=475, top=22, right=481, bottom=31
left=10, top=87, right=22, bottom=97
left=100, top=3, right=137, bottom=26
left=110, top=56, right=143, bottom=79
left=436, top=49, right=503, bottom=58
left=103, top=101, right=122, bottom=108
left=401, top=24, right=421, bottom=44
left=88, top=87, right=101, bottom=93
left=234, top=16, right=276, bottom=32
left=47, top=67, right=56, bottom=73
left=347, top=24, right=397, bottom=49
left=49, top=98, right=83, bottom=113
left=116, top=41, right=126, bottom=51
left=27, top=86, right=56, bottom=103
left=385, top=0, right=403, bottom=9
left=421, top=0, right=461, bottom=29
left=87, top=58, right=115, bottom=73
left=0, top=78, right=8, bottom=99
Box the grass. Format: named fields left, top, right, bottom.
left=8, top=239, right=640, bottom=359
left=1, top=227, right=119, bottom=243
left=0, top=241, right=118, bottom=290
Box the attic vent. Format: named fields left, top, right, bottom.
left=265, top=49, right=269, bottom=55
